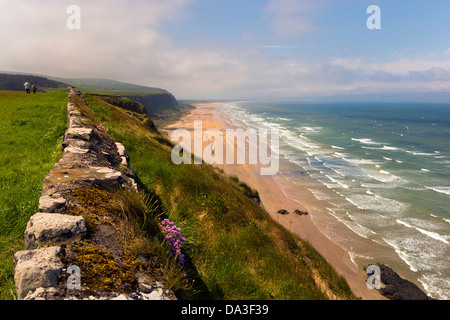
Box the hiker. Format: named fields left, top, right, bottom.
left=31, top=83, right=37, bottom=94
left=24, top=81, right=31, bottom=94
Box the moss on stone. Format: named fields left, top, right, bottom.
left=72, top=188, right=115, bottom=215
left=62, top=240, right=142, bottom=293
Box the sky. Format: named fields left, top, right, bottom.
left=1, top=0, right=450, bottom=99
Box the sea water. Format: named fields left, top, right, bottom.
left=220, top=101, right=450, bottom=300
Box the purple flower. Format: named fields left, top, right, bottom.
left=96, top=124, right=108, bottom=133
left=159, top=218, right=186, bottom=269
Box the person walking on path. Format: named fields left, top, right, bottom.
left=24, top=81, right=31, bottom=94
left=31, top=83, right=37, bottom=94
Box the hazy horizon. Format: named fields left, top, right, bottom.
left=1, top=1, right=450, bottom=100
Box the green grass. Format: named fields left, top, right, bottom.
left=84, top=93, right=357, bottom=300
left=49, top=77, right=168, bottom=95
left=73, top=89, right=166, bottom=96
left=0, top=91, right=67, bottom=299
left=0, top=90, right=356, bottom=300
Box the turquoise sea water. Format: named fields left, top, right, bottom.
left=220, top=101, right=450, bottom=299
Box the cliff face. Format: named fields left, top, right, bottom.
left=125, top=93, right=179, bottom=117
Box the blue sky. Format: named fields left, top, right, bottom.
left=1, top=0, right=450, bottom=99
left=171, top=0, right=450, bottom=60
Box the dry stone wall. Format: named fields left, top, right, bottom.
left=13, top=87, right=175, bottom=300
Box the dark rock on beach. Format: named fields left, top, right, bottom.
left=294, top=209, right=308, bottom=216
left=369, top=264, right=433, bottom=300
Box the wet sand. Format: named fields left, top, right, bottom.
left=163, top=102, right=385, bottom=300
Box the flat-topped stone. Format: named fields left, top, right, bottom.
left=94, top=167, right=122, bottom=177
left=68, top=115, right=85, bottom=128
left=24, top=213, right=87, bottom=250
left=63, top=146, right=90, bottom=155
left=64, top=128, right=93, bottom=141
left=61, top=138, right=91, bottom=152
left=43, top=167, right=126, bottom=190
left=39, top=194, right=66, bottom=213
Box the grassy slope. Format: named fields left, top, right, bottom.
left=0, top=91, right=67, bottom=299
left=0, top=73, right=67, bottom=92
left=48, top=77, right=168, bottom=95
left=85, top=94, right=356, bottom=300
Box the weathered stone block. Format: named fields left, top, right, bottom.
left=24, top=213, right=87, bottom=250
left=115, top=142, right=128, bottom=158
left=14, top=247, right=64, bottom=300
left=39, top=194, right=66, bottom=213
left=64, top=128, right=93, bottom=141
left=64, top=146, right=90, bottom=155
left=68, top=115, right=84, bottom=128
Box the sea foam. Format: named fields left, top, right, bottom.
left=396, top=220, right=449, bottom=244
left=425, top=186, right=450, bottom=195
left=351, top=138, right=381, bottom=145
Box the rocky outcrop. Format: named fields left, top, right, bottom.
left=367, top=264, right=433, bottom=300
left=13, top=87, right=175, bottom=300
left=125, top=93, right=179, bottom=117
left=378, top=264, right=433, bottom=300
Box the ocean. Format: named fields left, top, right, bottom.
left=219, top=101, right=450, bottom=300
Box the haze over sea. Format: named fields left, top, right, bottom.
left=220, top=101, right=450, bottom=300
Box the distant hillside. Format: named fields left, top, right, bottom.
left=47, top=77, right=168, bottom=95
left=1, top=72, right=181, bottom=119
left=0, top=73, right=67, bottom=92
left=48, top=77, right=181, bottom=117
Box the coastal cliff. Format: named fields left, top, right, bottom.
left=9, top=87, right=358, bottom=300
left=125, top=92, right=180, bottom=117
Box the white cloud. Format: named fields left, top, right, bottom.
left=330, top=57, right=450, bottom=75
left=0, top=0, right=193, bottom=79
left=0, top=1, right=449, bottom=99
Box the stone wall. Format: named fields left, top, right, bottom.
left=13, top=87, right=175, bottom=300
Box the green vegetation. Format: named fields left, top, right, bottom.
left=0, top=91, right=68, bottom=299
left=0, top=89, right=356, bottom=300
left=92, top=94, right=146, bottom=114
left=0, top=73, right=67, bottom=92
left=47, top=77, right=168, bottom=95
left=61, top=240, right=141, bottom=293
left=84, top=93, right=357, bottom=300
left=64, top=185, right=190, bottom=296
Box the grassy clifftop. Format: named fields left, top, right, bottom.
left=0, top=90, right=356, bottom=300
left=0, top=74, right=67, bottom=92
left=84, top=93, right=357, bottom=300
left=0, top=91, right=68, bottom=299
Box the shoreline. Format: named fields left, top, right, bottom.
left=163, top=102, right=385, bottom=300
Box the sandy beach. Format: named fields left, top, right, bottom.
left=163, top=102, right=385, bottom=300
